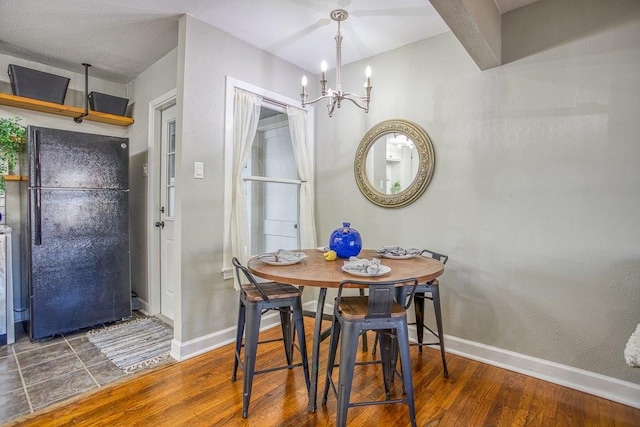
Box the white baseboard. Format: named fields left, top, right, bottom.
left=168, top=299, right=640, bottom=410
left=170, top=311, right=283, bottom=361
left=134, top=296, right=150, bottom=316
left=443, top=334, right=640, bottom=409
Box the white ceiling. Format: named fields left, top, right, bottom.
left=0, top=0, right=539, bottom=84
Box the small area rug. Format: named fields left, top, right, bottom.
left=87, top=318, right=173, bottom=373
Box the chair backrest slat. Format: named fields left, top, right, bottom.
left=368, top=285, right=395, bottom=318
left=421, top=249, right=448, bottom=265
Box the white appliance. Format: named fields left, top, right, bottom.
left=0, top=225, right=14, bottom=345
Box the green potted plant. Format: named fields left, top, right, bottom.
left=390, top=181, right=401, bottom=194
left=0, top=117, right=27, bottom=190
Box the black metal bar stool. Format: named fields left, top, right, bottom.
left=322, top=277, right=419, bottom=427
left=393, top=249, right=449, bottom=378
left=231, top=257, right=310, bottom=418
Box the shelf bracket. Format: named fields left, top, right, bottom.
left=74, top=63, right=91, bottom=123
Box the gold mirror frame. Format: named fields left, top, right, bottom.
left=354, top=119, right=435, bottom=208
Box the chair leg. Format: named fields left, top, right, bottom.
left=414, top=293, right=425, bottom=353
left=280, top=307, right=294, bottom=365
left=336, top=322, right=360, bottom=427
left=431, top=286, right=449, bottom=378
left=241, top=303, right=262, bottom=418
left=291, top=286, right=304, bottom=344
left=232, top=300, right=246, bottom=381
left=293, top=298, right=310, bottom=391
left=396, top=323, right=417, bottom=427
left=322, top=316, right=341, bottom=405
left=377, top=330, right=394, bottom=399
left=358, top=288, right=368, bottom=352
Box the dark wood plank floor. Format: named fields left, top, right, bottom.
left=7, top=318, right=640, bottom=426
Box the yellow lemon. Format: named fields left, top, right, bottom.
left=323, top=250, right=337, bottom=261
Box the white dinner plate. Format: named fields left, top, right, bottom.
left=317, top=246, right=330, bottom=252
left=341, top=265, right=392, bottom=277
left=379, top=253, right=416, bottom=260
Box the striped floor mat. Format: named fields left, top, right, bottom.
left=87, top=318, right=173, bottom=373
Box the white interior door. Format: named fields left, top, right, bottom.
left=159, top=105, right=176, bottom=321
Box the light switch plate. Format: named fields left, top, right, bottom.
left=194, top=161, right=204, bottom=179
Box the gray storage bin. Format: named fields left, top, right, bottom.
left=88, top=92, right=129, bottom=116
left=7, top=64, right=70, bottom=104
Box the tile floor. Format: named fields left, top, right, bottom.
left=0, top=312, right=174, bottom=424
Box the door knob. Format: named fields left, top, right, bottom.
left=155, top=221, right=165, bottom=228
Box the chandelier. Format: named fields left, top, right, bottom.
left=300, top=9, right=372, bottom=117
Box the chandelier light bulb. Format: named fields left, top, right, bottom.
left=364, top=66, right=372, bottom=89
left=321, top=60, right=328, bottom=72
left=302, top=75, right=307, bottom=87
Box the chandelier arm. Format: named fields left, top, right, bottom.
left=339, top=95, right=369, bottom=111
left=341, top=92, right=370, bottom=101
left=302, top=93, right=335, bottom=107
left=327, top=98, right=338, bottom=117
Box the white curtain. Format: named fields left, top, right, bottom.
left=287, top=105, right=317, bottom=249
left=230, top=88, right=262, bottom=289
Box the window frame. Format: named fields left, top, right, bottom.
left=222, top=77, right=314, bottom=279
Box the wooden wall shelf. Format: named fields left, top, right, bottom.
left=0, top=93, right=134, bottom=127
left=4, top=175, right=27, bottom=181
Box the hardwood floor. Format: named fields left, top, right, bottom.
left=7, top=318, right=640, bottom=426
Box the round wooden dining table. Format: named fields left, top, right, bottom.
left=247, top=248, right=445, bottom=412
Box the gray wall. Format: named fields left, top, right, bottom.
left=172, top=15, right=311, bottom=343
left=314, top=15, right=640, bottom=384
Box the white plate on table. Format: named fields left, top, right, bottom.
left=257, top=252, right=307, bottom=266
left=379, top=253, right=416, bottom=260
left=341, top=265, right=392, bottom=277
left=316, top=246, right=330, bottom=252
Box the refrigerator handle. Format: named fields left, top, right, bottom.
left=33, top=128, right=42, bottom=188
left=34, top=189, right=42, bottom=246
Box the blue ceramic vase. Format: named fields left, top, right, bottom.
left=329, top=222, right=362, bottom=258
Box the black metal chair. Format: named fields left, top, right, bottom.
left=371, top=249, right=449, bottom=378
left=395, top=249, right=449, bottom=377
left=231, top=257, right=310, bottom=418
left=322, top=277, right=419, bottom=427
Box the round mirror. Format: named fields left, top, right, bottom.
left=354, top=119, right=435, bottom=208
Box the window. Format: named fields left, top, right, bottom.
left=244, top=106, right=300, bottom=254
left=165, top=115, right=176, bottom=218
left=223, top=77, right=315, bottom=280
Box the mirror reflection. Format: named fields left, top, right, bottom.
left=365, top=133, right=418, bottom=195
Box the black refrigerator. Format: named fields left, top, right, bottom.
left=21, top=126, right=131, bottom=340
